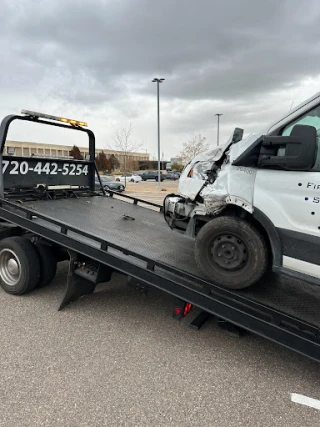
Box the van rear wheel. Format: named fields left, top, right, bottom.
left=195, top=216, right=268, bottom=289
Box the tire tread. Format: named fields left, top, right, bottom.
left=195, top=216, right=269, bottom=289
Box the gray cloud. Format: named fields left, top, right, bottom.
left=1, top=0, right=320, bottom=156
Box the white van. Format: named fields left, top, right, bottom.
left=164, top=92, right=320, bottom=289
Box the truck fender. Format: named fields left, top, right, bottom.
left=253, top=208, right=282, bottom=267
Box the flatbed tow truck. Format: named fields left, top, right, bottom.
left=0, top=110, right=319, bottom=363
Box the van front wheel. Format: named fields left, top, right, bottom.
left=195, top=216, right=268, bottom=289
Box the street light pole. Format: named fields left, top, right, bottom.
left=152, top=77, right=165, bottom=188
left=215, top=113, right=223, bottom=146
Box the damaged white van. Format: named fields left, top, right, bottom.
left=164, top=92, right=320, bottom=290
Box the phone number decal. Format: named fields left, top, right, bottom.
left=2, top=161, right=89, bottom=176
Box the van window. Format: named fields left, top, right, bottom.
left=281, top=105, right=320, bottom=170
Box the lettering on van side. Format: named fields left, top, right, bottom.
left=307, top=182, right=320, bottom=190
left=236, top=166, right=255, bottom=175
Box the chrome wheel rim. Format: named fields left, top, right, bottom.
left=0, top=249, right=22, bottom=286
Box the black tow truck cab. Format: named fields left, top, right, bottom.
left=0, top=110, right=319, bottom=363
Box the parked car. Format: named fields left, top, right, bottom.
left=164, top=172, right=179, bottom=180
left=140, top=171, right=165, bottom=181
left=95, top=176, right=125, bottom=192
left=116, top=174, right=142, bottom=183
left=172, top=171, right=181, bottom=178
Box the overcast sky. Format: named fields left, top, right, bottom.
left=1, top=0, right=320, bottom=159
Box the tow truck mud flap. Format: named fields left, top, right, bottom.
left=59, top=269, right=96, bottom=310
left=59, top=252, right=113, bottom=310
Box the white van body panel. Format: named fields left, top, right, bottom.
left=167, top=91, right=320, bottom=282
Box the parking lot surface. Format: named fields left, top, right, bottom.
left=0, top=184, right=319, bottom=426
left=124, top=179, right=178, bottom=205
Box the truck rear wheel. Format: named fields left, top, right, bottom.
left=0, top=237, right=40, bottom=295
left=195, top=216, right=268, bottom=289
left=34, top=244, right=57, bottom=288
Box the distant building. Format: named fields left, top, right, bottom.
left=5, top=140, right=149, bottom=167
left=166, top=157, right=183, bottom=170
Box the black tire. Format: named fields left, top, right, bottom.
left=195, top=216, right=268, bottom=289
left=0, top=237, right=40, bottom=295
left=130, top=179, right=134, bottom=182
left=53, top=246, right=69, bottom=262
left=34, top=244, right=57, bottom=288
left=116, top=178, right=120, bottom=182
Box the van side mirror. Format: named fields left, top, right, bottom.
left=258, top=124, right=317, bottom=171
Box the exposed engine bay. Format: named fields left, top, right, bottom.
left=164, top=127, right=257, bottom=236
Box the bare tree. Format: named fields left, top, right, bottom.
left=111, top=124, right=143, bottom=184
left=179, top=134, right=209, bottom=164
left=171, top=162, right=184, bottom=172
left=126, top=159, right=140, bottom=172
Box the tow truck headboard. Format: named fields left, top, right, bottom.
left=0, top=111, right=96, bottom=197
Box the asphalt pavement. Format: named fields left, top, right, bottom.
left=0, top=182, right=319, bottom=426
left=124, top=179, right=178, bottom=205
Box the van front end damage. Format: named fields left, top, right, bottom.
left=164, top=159, right=230, bottom=235
left=164, top=129, right=256, bottom=236
left=163, top=194, right=196, bottom=232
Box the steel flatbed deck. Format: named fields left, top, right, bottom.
left=0, top=192, right=319, bottom=362
left=0, top=111, right=319, bottom=363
